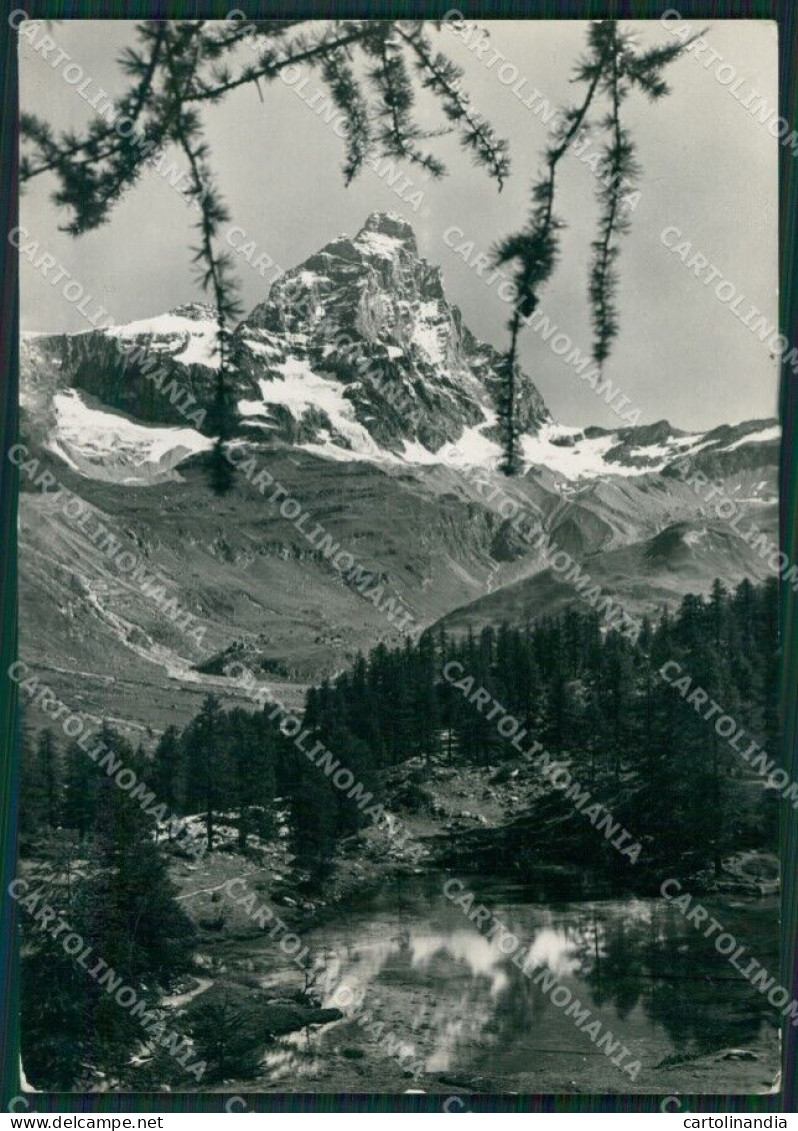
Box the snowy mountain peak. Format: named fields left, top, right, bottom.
left=19, top=214, right=779, bottom=486
left=22, top=214, right=551, bottom=471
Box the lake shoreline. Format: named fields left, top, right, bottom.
left=173, top=866, right=782, bottom=1097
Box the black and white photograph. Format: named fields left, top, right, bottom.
left=4, top=9, right=796, bottom=1111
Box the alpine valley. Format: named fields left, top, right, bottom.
left=17, top=210, right=785, bottom=1097
left=19, top=211, right=778, bottom=734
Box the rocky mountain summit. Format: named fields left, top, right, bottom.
left=236, top=210, right=549, bottom=457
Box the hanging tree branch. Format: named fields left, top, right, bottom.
left=493, top=32, right=609, bottom=475
left=364, top=22, right=448, bottom=178
left=320, top=48, right=374, bottom=185
left=21, top=22, right=169, bottom=232
left=588, top=25, right=640, bottom=367
left=493, top=19, right=699, bottom=476
left=396, top=22, right=510, bottom=188
left=188, top=22, right=377, bottom=104
left=162, top=21, right=244, bottom=494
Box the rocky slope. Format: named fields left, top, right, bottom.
left=437, top=518, right=777, bottom=639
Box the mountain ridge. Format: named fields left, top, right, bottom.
left=18, top=211, right=779, bottom=730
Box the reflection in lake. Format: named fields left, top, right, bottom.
left=250, top=876, right=779, bottom=1088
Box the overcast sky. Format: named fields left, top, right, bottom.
left=20, top=18, right=779, bottom=431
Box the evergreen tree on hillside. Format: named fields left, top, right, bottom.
left=88, top=732, right=195, bottom=967
left=18, top=716, right=39, bottom=842
left=36, top=729, right=60, bottom=829
left=152, top=724, right=182, bottom=833
left=184, top=694, right=227, bottom=852
left=412, top=632, right=441, bottom=767
left=227, top=707, right=276, bottom=850
left=22, top=726, right=196, bottom=1090
left=62, top=738, right=98, bottom=838
left=324, top=723, right=378, bottom=838
left=21, top=926, right=90, bottom=1088
left=298, top=577, right=779, bottom=874
left=286, top=750, right=338, bottom=886
left=81, top=728, right=195, bottom=1074
left=143, top=577, right=779, bottom=886
left=598, top=634, right=636, bottom=784
left=19, top=722, right=61, bottom=840
left=348, top=652, right=385, bottom=760
left=757, top=577, right=781, bottom=761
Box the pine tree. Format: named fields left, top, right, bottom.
left=62, top=738, right=97, bottom=838
left=35, top=729, right=60, bottom=828
left=227, top=708, right=276, bottom=851
left=18, top=716, right=39, bottom=842
left=184, top=694, right=227, bottom=852
left=412, top=632, right=441, bottom=769
left=19, top=719, right=57, bottom=840
left=186, top=985, right=261, bottom=1083
left=288, top=750, right=337, bottom=886
left=152, top=724, right=182, bottom=833
left=22, top=726, right=196, bottom=1089
left=21, top=929, right=89, bottom=1088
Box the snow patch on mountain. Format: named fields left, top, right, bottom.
left=520, top=423, right=717, bottom=481
left=353, top=228, right=406, bottom=260
left=410, top=300, right=449, bottom=366
left=401, top=409, right=503, bottom=468
left=49, top=389, right=213, bottom=482
left=683, top=527, right=709, bottom=547
left=239, top=359, right=383, bottom=458
left=106, top=307, right=221, bottom=369
left=725, top=424, right=780, bottom=450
